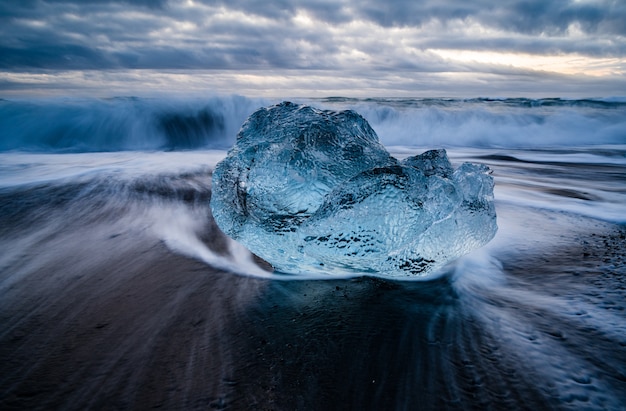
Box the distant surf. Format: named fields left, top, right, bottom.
left=1, top=96, right=624, bottom=152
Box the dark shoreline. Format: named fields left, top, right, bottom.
left=1, top=146, right=625, bottom=410
left=1, top=203, right=625, bottom=410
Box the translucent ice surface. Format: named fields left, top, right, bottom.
left=211, top=102, right=497, bottom=278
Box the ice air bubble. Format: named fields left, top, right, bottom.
left=210, top=102, right=497, bottom=278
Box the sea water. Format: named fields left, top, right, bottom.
left=0, top=96, right=625, bottom=409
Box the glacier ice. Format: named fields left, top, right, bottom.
left=211, top=102, right=497, bottom=278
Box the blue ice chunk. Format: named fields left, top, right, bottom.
left=211, top=102, right=497, bottom=278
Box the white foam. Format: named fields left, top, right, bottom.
left=0, top=150, right=227, bottom=188
left=149, top=203, right=273, bottom=278
left=2, top=97, right=625, bottom=152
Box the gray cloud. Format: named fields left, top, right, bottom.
left=349, top=0, right=626, bottom=35
left=1, top=0, right=624, bottom=71
left=503, top=0, right=625, bottom=36
left=202, top=0, right=626, bottom=35
left=0, top=0, right=624, bottom=97
left=3, top=67, right=624, bottom=99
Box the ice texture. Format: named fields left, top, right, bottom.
left=211, top=102, right=497, bottom=278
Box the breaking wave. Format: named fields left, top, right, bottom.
left=315, top=97, right=626, bottom=148
left=0, top=95, right=268, bottom=152
left=0, top=96, right=624, bottom=152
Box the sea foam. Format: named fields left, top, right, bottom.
left=1, top=96, right=624, bottom=152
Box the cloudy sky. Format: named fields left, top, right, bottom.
left=1, top=0, right=625, bottom=97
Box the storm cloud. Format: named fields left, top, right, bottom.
left=0, top=0, right=624, bottom=96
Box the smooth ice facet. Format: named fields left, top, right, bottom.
left=211, top=102, right=497, bottom=278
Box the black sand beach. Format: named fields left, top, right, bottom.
left=1, top=154, right=625, bottom=410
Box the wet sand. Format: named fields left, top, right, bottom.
left=1, top=201, right=625, bottom=410
left=1, top=147, right=626, bottom=410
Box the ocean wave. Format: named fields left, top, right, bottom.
left=1, top=96, right=624, bottom=152
left=0, top=95, right=268, bottom=152
left=312, top=97, right=626, bottom=148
